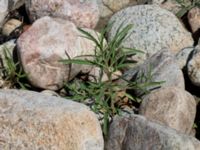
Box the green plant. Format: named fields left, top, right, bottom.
left=60, top=24, right=162, bottom=136
left=176, top=0, right=200, bottom=18
left=1, top=47, right=30, bottom=89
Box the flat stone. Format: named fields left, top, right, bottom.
left=0, top=89, right=103, bottom=150
left=108, top=5, right=193, bottom=63
left=105, top=114, right=200, bottom=150
left=140, top=87, right=196, bottom=134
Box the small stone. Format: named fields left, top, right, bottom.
left=0, top=89, right=104, bottom=150
left=2, top=18, right=22, bottom=36
left=140, top=87, right=196, bottom=134
left=187, top=43, right=200, bottom=87
left=188, top=7, right=200, bottom=33
left=105, top=114, right=200, bottom=150
left=175, top=47, right=194, bottom=69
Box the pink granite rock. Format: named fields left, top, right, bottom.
left=25, top=0, right=99, bottom=29
left=17, top=16, right=98, bottom=90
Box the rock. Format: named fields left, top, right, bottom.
left=188, top=7, right=200, bottom=33
left=40, top=90, right=60, bottom=97
left=17, top=16, right=100, bottom=90
left=25, top=0, right=99, bottom=29
left=8, top=0, right=25, bottom=10
left=187, top=43, right=200, bottom=87
left=176, top=47, right=194, bottom=69
left=0, top=0, right=8, bottom=28
left=105, top=114, right=200, bottom=150
left=0, top=89, right=103, bottom=150
left=108, top=5, right=193, bottom=63
left=2, top=18, right=22, bottom=36
left=122, top=49, right=185, bottom=96
left=140, top=87, right=196, bottom=134
left=96, top=0, right=137, bottom=30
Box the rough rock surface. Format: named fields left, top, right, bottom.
left=8, top=0, right=25, bottom=10
left=0, top=89, right=103, bottom=150
left=108, top=5, right=193, bottom=63
left=176, top=47, right=194, bottom=69
left=122, top=49, right=185, bottom=95
left=0, top=0, right=8, bottom=27
left=105, top=114, right=200, bottom=150
left=188, top=7, right=200, bottom=33
left=187, top=43, right=200, bottom=87
left=17, top=16, right=98, bottom=90
left=25, top=0, right=99, bottom=29
left=140, top=87, right=196, bottom=134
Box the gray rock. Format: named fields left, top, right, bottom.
left=105, top=114, right=200, bottom=150
left=0, top=0, right=8, bottom=28
left=176, top=47, right=194, bottom=69
left=0, top=89, right=104, bottom=150
left=108, top=5, right=193, bottom=63
left=187, top=43, right=200, bottom=87
left=122, top=49, right=185, bottom=96
left=25, top=0, right=99, bottom=29
left=140, top=87, right=196, bottom=134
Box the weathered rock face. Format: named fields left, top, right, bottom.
left=108, top=5, right=193, bottom=63
left=188, top=7, right=200, bottom=33
left=187, top=43, right=200, bottom=87
left=0, top=89, right=104, bottom=150
left=176, top=47, right=194, bottom=69
left=25, top=0, right=99, bottom=29
left=105, top=115, right=200, bottom=150
left=140, top=87, right=196, bottom=134
left=17, top=16, right=98, bottom=90
left=122, top=49, right=185, bottom=96
left=0, top=0, right=8, bottom=27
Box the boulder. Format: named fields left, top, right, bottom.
left=17, top=16, right=99, bottom=90
left=122, top=49, right=185, bottom=96
left=188, top=7, right=200, bottom=33
left=108, top=5, right=193, bottom=63
left=0, top=89, right=103, bottom=150
left=140, top=87, right=196, bottom=134
left=105, top=114, right=200, bottom=150
left=0, top=0, right=8, bottom=28
left=175, top=47, right=194, bottom=69
left=25, top=0, right=99, bottom=29
left=187, top=43, right=200, bottom=87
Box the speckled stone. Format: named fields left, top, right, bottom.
left=176, top=47, right=194, bottom=69
left=105, top=114, right=200, bottom=150
left=0, top=0, right=8, bottom=27
left=108, top=5, right=193, bottom=63
left=17, top=16, right=99, bottom=90
left=25, top=0, right=99, bottom=29
left=140, top=87, right=196, bottom=134
left=187, top=43, right=200, bottom=87
left=0, top=89, right=104, bottom=150
left=188, top=7, right=200, bottom=33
